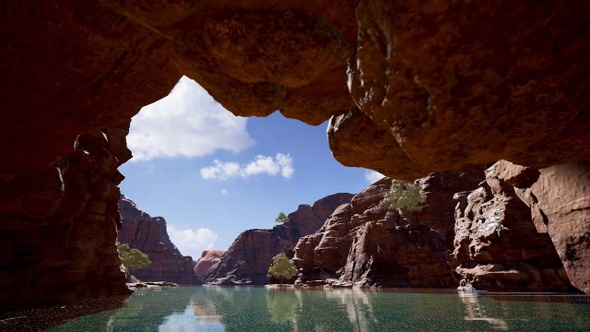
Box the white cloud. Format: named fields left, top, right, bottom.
left=221, top=189, right=228, bottom=195
left=200, top=153, right=294, bottom=180
left=167, top=225, right=218, bottom=260
left=364, top=169, right=385, bottom=184
left=127, top=76, right=255, bottom=161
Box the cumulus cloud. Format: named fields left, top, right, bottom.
left=200, top=153, right=294, bottom=180
left=364, top=169, right=385, bottom=184
left=167, top=225, right=218, bottom=260
left=127, top=76, right=255, bottom=161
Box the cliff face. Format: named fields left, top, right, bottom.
left=118, top=196, right=197, bottom=285
left=1, top=0, right=589, bottom=304
left=0, top=126, right=132, bottom=304
left=194, top=250, right=226, bottom=280
left=293, top=171, right=482, bottom=287
left=206, top=193, right=354, bottom=285
left=451, top=160, right=589, bottom=293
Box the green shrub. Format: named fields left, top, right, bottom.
left=380, top=180, right=426, bottom=217
left=267, top=253, right=297, bottom=284
left=117, top=242, right=152, bottom=272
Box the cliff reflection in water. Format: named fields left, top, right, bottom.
left=47, top=287, right=590, bottom=331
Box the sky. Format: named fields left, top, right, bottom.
left=119, top=76, right=384, bottom=260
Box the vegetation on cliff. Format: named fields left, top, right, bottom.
left=118, top=243, right=152, bottom=272
left=380, top=180, right=426, bottom=217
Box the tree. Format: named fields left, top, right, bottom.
left=267, top=253, right=298, bottom=284
left=380, top=180, right=426, bottom=217
left=275, top=212, right=289, bottom=224
left=117, top=243, right=152, bottom=272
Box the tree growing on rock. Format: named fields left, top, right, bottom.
left=117, top=243, right=152, bottom=272
left=267, top=253, right=298, bottom=284
left=275, top=212, right=289, bottom=224
left=380, top=180, right=426, bottom=217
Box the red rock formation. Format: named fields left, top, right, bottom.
left=335, top=0, right=590, bottom=180
left=0, top=125, right=132, bottom=304
left=206, top=193, right=353, bottom=285
left=194, top=250, right=226, bottom=280
left=451, top=160, right=589, bottom=293
left=118, top=195, right=197, bottom=285
left=1, top=0, right=589, bottom=305
left=293, top=171, right=482, bottom=287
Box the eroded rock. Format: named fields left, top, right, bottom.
left=118, top=195, right=197, bottom=285
left=294, top=171, right=481, bottom=287
left=0, top=125, right=133, bottom=304
left=450, top=161, right=579, bottom=292
left=206, top=193, right=353, bottom=285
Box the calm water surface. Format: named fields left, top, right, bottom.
left=46, top=286, right=590, bottom=331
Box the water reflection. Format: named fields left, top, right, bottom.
left=459, top=291, right=509, bottom=330
left=46, top=287, right=590, bottom=332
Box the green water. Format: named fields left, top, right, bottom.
left=46, top=286, right=590, bottom=332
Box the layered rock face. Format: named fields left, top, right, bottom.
left=118, top=196, right=197, bottom=285
left=194, top=250, right=226, bottom=281
left=206, top=193, right=353, bottom=285
left=0, top=125, right=132, bottom=304
left=452, top=160, right=589, bottom=293
left=293, top=172, right=482, bottom=287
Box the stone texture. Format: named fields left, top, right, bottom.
left=194, top=250, right=226, bottom=280
left=338, top=0, right=590, bottom=180
left=1, top=0, right=589, bottom=306
left=0, top=0, right=180, bottom=174
left=293, top=171, right=481, bottom=287
left=118, top=195, right=197, bottom=285
left=494, top=160, right=589, bottom=293
left=206, top=193, right=353, bottom=285
left=450, top=161, right=578, bottom=292
left=0, top=125, right=133, bottom=304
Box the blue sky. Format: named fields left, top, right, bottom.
left=119, top=76, right=383, bottom=259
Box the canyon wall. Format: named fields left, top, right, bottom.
left=452, top=160, right=589, bottom=293
left=293, top=171, right=482, bottom=287
left=118, top=195, right=197, bottom=285
left=206, top=193, right=353, bottom=285
left=0, top=125, right=132, bottom=304
left=1, top=0, right=589, bottom=304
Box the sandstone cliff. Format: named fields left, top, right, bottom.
left=1, top=0, right=589, bottom=304
left=194, top=250, right=226, bottom=281
left=293, top=171, right=482, bottom=287
left=118, top=195, right=197, bottom=285
left=0, top=125, right=132, bottom=304
left=451, top=160, right=588, bottom=293
left=206, top=193, right=354, bottom=285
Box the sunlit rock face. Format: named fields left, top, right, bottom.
left=194, top=250, right=226, bottom=281
left=0, top=126, right=132, bottom=304
left=206, top=193, right=353, bottom=285
left=1, top=0, right=589, bottom=304
left=118, top=195, right=198, bottom=285
left=293, top=171, right=482, bottom=287
left=451, top=160, right=589, bottom=293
